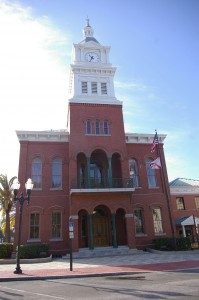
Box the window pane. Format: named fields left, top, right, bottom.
left=52, top=158, right=62, bottom=188
left=152, top=208, right=163, bottom=234
left=95, top=120, right=100, bottom=135
left=134, top=209, right=144, bottom=234
left=176, top=197, right=185, bottom=210
left=81, top=81, right=88, bottom=93
left=30, top=213, right=40, bottom=239
left=52, top=212, right=61, bottom=238
left=103, top=120, right=109, bottom=135
left=91, top=82, right=97, bottom=94
left=31, top=158, right=42, bottom=189
left=146, top=159, right=157, bottom=187
left=101, top=82, right=107, bottom=94
left=86, top=120, right=92, bottom=134
left=195, top=197, right=199, bottom=210
left=129, top=159, right=139, bottom=187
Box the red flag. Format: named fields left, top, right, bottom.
left=151, top=131, right=159, bottom=153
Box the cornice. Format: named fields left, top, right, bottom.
left=16, top=130, right=69, bottom=142
left=170, top=187, right=199, bottom=195
left=125, top=133, right=166, bottom=144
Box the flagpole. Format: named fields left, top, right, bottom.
left=155, top=131, right=177, bottom=250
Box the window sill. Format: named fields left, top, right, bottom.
left=49, top=238, right=63, bottom=242
left=27, top=239, right=41, bottom=243
left=85, top=134, right=111, bottom=136
left=50, top=187, right=63, bottom=191
left=135, top=234, right=147, bottom=237
left=33, top=188, right=42, bottom=191
left=154, top=232, right=166, bottom=236
left=148, top=187, right=159, bottom=189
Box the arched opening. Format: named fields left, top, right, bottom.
left=116, top=208, right=127, bottom=245
left=78, top=209, right=89, bottom=248
left=90, top=149, right=108, bottom=188
left=77, top=153, right=87, bottom=188
left=111, top=153, right=122, bottom=187
left=92, top=205, right=111, bottom=247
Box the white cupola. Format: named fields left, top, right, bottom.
left=68, top=20, right=121, bottom=105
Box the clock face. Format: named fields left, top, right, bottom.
left=85, top=52, right=100, bottom=62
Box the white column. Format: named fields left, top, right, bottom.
left=182, top=225, right=186, bottom=237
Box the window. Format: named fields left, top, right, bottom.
left=103, top=120, right=109, bottom=135
left=176, top=197, right=185, bottom=210
left=52, top=158, right=62, bottom=188
left=195, top=197, right=199, bottom=210
left=52, top=212, right=61, bottom=238
left=91, top=82, right=97, bottom=94
left=134, top=209, right=144, bottom=234
left=86, top=120, right=92, bottom=134
left=29, top=213, right=40, bottom=239
left=95, top=120, right=100, bottom=135
left=101, top=82, right=107, bottom=94
left=129, top=159, right=139, bottom=187
left=146, top=159, right=157, bottom=187
left=81, top=81, right=88, bottom=94
left=152, top=208, right=163, bottom=234
left=31, top=158, right=42, bottom=189
left=90, top=163, right=103, bottom=187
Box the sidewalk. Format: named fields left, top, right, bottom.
left=1, top=250, right=199, bottom=282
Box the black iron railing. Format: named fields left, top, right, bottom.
left=70, top=177, right=136, bottom=189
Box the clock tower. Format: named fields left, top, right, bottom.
left=68, top=18, right=121, bottom=105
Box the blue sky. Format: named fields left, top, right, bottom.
left=0, top=0, right=198, bottom=181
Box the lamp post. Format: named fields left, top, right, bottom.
left=12, top=178, right=34, bottom=274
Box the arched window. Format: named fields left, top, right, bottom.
left=134, top=208, right=144, bottom=234
left=145, top=158, right=157, bottom=187
left=29, top=212, right=40, bottom=239
left=31, top=158, right=42, bottom=189
left=95, top=120, right=100, bottom=135
left=129, top=158, right=139, bottom=187
left=90, top=163, right=103, bottom=187
left=86, top=120, right=92, bottom=134
left=103, top=120, right=109, bottom=135
left=52, top=158, right=62, bottom=188
left=152, top=208, right=163, bottom=234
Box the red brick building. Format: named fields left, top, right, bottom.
left=170, top=178, right=199, bottom=245
left=14, top=21, right=173, bottom=255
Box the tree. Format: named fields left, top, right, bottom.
left=0, top=174, right=16, bottom=243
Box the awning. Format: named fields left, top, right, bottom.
left=176, top=215, right=199, bottom=226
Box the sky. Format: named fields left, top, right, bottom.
left=0, top=0, right=199, bottom=182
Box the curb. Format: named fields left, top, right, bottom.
left=0, top=271, right=145, bottom=282
left=0, top=255, right=52, bottom=265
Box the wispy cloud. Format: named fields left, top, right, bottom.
left=0, top=0, right=71, bottom=177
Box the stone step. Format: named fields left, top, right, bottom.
left=64, top=246, right=139, bottom=259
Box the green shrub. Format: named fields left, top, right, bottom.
left=153, top=237, right=191, bottom=251
left=0, top=243, right=13, bottom=259
left=19, top=243, right=49, bottom=259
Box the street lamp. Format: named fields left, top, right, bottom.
left=12, top=178, right=34, bottom=274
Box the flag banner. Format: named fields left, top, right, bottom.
left=151, top=131, right=159, bottom=153
left=150, top=157, right=161, bottom=169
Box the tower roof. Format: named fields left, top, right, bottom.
left=82, top=18, right=99, bottom=44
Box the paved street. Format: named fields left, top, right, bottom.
left=0, top=269, right=199, bottom=299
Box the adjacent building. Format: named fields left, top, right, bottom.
left=170, top=178, right=199, bottom=246
left=14, top=21, right=173, bottom=255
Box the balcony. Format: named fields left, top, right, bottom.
left=70, top=177, right=135, bottom=194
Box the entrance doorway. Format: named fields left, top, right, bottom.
left=116, top=208, right=127, bottom=245
left=93, top=206, right=110, bottom=247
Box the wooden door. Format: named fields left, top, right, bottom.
left=93, top=216, right=108, bottom=246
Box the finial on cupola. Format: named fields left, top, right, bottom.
left=83, top=17, right=94, bottom=37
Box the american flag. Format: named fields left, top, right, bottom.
left=151, top=131, right=159, bottom=153
left=150, top=157, right=161, bottom=169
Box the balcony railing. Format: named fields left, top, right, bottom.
left=70, top=177, right=135, bottom=190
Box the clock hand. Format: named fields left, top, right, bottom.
left=89, top=55, right=94, bottom=62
